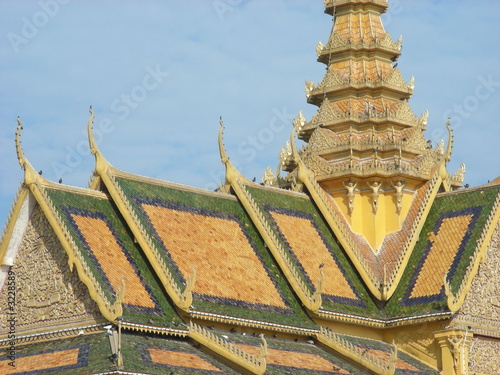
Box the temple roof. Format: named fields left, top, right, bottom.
left=1, top=1, right=499, bottom=374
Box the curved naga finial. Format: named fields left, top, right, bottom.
left=87, top=105, right=97, bottom=156
left=15, top=117, right=27, bottom=170
left=218, top=117, right=242, bottom=192
left=15, top=117, right=40, bottom=185
left=218, top=117, right=229, bottom=165
left=87, top=105, right=110, bottom=175
left=444, top=118, right=453, bottom=163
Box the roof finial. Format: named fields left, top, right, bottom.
left=218, top=116, right=229, bottom=165
left=444, top=118, right=453, bottom=163
left=87, top=105, right=97, bottom=156
left=217, top=117, right=243, bottom=191
left=15, top=117, right=40, bottom=185
left=15, top=117, right=26, bottom=170
left=87, top=105, right=109, bottom=175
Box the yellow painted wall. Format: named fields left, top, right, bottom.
left=332, top=187, right=414, bottom=249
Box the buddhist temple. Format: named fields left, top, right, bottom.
left=1, top=0, right=499, bottom=374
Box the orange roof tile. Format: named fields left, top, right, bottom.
left=236, top=344, right=351, bottom=373
left=147, top=348, right=223, bottom=372
left=142, top=203, right=288, bottom=310
left=270, top=211, right=357, bottom=300
left=0, top=346, right=86, bottom=374
left=72, top=214, right=156, bottom=308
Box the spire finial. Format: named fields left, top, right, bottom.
left=87, top=105, right=97, bottom=156
left=87, top=106, right=109, bottom=174
left=217, top=117, right=243, bottom=191
left=218, top=116, right=229, bottom=165
left=444, top=118, right=453, bottom=163
left=15, top=117, right=26, bottom=170
left=15, top=117, right=41, bottom=185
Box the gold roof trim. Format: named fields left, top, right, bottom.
left=290, top=125, right=444, bottom=300
left=318, top=327, right=396, bottom=375
left=111, top=168, right=237, bottom=200
left=103, top=168, right=194, bottom=311
left=289, top=126, right=382, bottom=298
left=308, top=68, right=412, bottom=102
left=190, top=309, right=319, bottom=336
left=301, top=101, right=425, bottom=141
left=0, top=323, right=108, bottom=349
left=316, top=310, right=453, bottom=328
left=317, top=32, right=401, bottom=60
left=325, top=0, right=388, bottom=9
left=13, top=118, right=124, bottom=321
left=120, top=321, right=188, bottom=337
left=87, top=109, right=194, bottom=312
left=217, top=120, right=323, bottom=312
left=189, top=321, right=267, bottom=375
left=15, top=117, right=43, bottom=188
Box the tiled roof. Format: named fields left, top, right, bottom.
left=0, top=333, right=112, bottom=374
left=386, top=185, right=500, bottom=317
left=330, top=60, right=393, bottom=82
left=129, top=334, right=239, bottom=374
left=44, top=187, right=183, bottom=327
left=0, top=331, right=240, bottom=374
left=333, top=12, right=385, bottom=44
left=111, top=175, right=316, bottom=329
left=212, top=329, right=372, bottom=374
left=242, top=184, right=380, bottom=317
left=333, top=334, right=441, bottom=374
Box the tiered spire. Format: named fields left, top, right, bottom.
left=282, top=0, right=463, bottom=249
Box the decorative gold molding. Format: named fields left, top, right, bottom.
left=13, top=118, right=123, bottom=322
left=318, top=327, right=396, bottom=375
left=290, top=126, right=443, bottom=300
left=0, top=323, right=108, bottom=348
left=0, top=206, right=103, bottom=336
left=189, top=321, right=266, bottom=375
left=120, top=321, right=188, bottom=337
left=291, top=129, right=382, bottom=298
left=218, top=120, right=322, bottom=312
left=318, top=29, right=397, bottom=58
left=434, top=329, right=473, bottom=375
left=381, top=170, right=442, bottom=299
left=104, top=169, right=194, bottom=311
left=190, top=309, right=319, bottom=335
left=87, top=109, right=194, bottom=312
left=235, top=180, right=322, bottom=312
left=309, top=67, right=412, bottom=101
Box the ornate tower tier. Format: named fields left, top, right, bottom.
left=282, top=0, right=464, bottom=249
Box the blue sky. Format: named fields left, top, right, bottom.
left=1, top=0, right=499, bottom=227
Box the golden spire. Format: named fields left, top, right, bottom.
left=15, top=117, right=41, bottom=186
left=87, top=105, right=110, bottom=175
left=444, top=118, right=453, bottom=163
left=218, top=117, right=244, bottom=192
